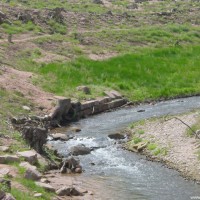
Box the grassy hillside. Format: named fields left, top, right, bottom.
left=37, top=45, right=200, bottom=101
left=0, top=0, right=200, bottom=199
left=0, top=0, right=199, bottom=102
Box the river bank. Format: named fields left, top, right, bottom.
left=125, top=111, right=200, bottom=182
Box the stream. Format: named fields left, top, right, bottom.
left=49, top=96, right=200, bottom=200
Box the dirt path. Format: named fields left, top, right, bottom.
left=0, top=28, right=133, bottom=44
left=0, top=34, right=51, bottom=44
left=127, top=112, right=200, bottom=181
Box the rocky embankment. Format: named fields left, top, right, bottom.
left=2, top=89, right=128, bottom=199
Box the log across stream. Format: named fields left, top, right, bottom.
left=49, top=96, right=200, bottom=200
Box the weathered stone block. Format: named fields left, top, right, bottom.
left=35, top=182, right=55, bottom=192
left=110, top=90, right=122, bottom=98
left=104, top=90, right=122, bottom=99
left=24, top=168, right=42, bottom=181
left=80, top=108, right=93, bottom=117
left=51, top=133, right=70, bottom=141
left=97, top=97, right=112, bottom=104
left=20, top=162, right=37, bottom=170
left=104, top=91, right=116, bottom=99
left=81, top=100, right=99, bottom=110
left=17, top=150, right=37, bottom=165
left=0, top=155, right=20, bottom=164
left=107, top=99, right=127, bottom=109
left=0, top=146, right=9, bottom=152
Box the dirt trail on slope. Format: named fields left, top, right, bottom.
left=0, top=34, right=51, bottom=44
left=0, top=65, right=56, bottom=112
left=0, top=28, right=132, bottom=44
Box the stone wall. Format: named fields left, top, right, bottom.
left=59, top=90, right=128, bottom=123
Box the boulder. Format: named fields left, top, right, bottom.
left=20, top=162, right=37, bottom=170
left=0, top=146, right=9, bottom=152
left=0, top=190, right=5, bottom=199
left=108, top=133, right=125, bottom=140
left=130, top=141, right=148, bottom=152
left=56, top=187, right=71, bottom=196
left=22, top=106, right=31, bottom=111
left=0, top=155, right=20, bottom=164
left=93, top=0, right=103, bottom=4
left=137, top=142, right=148, bottom=152
left=51, top=133, right=70, bottom=141
left=60, top=157, right=81, bottom=173
left=24, top=168, right=42, bottom=181
left=75, top=168, right=82, bottom=173
left=2, top=193, right=16, bottom=200
left=36, top=153, right=49, bottom=171
left=76, top=86, right=91, bottom=94
left=0, top=168, right=10, bottom=178
left=50, top=98, right=71, bottom=126
left=56, top=186, right=82, bottom=196
left=35, top=182, right=55, bottom=192
left=22, top=126, right=48, bottom=154
left=17, top=150, right=37, bottom=164
left=34, top=193, right=42, bottom=198
left=137, top=109, right=145, bottom=113
left=70, top=127, right=81, bottom=132
left=69, top=144, right=91, bottom=156
left=40, top=178, right=50, bottom=183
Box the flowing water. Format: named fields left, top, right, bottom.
left=49, top=96, right=200, bottom=200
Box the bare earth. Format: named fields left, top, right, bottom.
left=0, top=65, right=56, bottom=112
left=130, top=112, right=200, bottom=181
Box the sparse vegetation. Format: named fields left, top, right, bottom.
left=147, top=143, right=157, bottom=151
left=186, top=117, right=200, bottom=137
left=133, top=137, right=143, bottom=144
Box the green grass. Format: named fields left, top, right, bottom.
left=133, top=137, right=143, bottom=144
left=153, top=148, right=168, bottom=156
left=147, top=143, right=157, bottom=151
left=147, top=143, right=168, bottom=156
left=1, top=21, right=42, bottom=34
left=36, top=45, right=200, bottom=102
left=2, top=0, right=110, bottom=13
left=11, top=188, right=37, bottom=200
left=17, top=178, right=53, bottom=198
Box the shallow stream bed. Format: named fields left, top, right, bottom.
left=49, top=96, right=200, bottom=200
